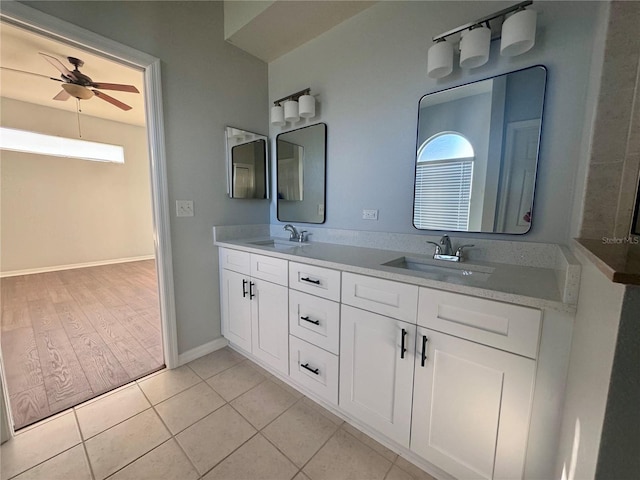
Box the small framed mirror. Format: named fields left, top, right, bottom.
left=277, top=123, right=326, bottom=224
left=225, top=127, right=268, bottom=199
left=413, top=65, right=547, bottom=234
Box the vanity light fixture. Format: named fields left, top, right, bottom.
left=271, top=88, right=315, bottom=126
left=427, top=0, right=536, bottom=79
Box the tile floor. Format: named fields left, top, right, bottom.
left=0, top=347, right=437, bottom=480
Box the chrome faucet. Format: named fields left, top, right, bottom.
left=283, top=224, right=308, bottom=243
left=426, top=235, right=474, bottom=262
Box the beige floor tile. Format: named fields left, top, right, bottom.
left=303, top=429, right=392, bottom=480
left=0, top=412, right=81, bottom=480
left=75, top=383, right=150, bottom=439
left=201, top=433, right=298, bottom=480
left=137, top=365, right=201, bottom=404
left=262, top=401, right=339, bottom=467
left=187, top=347, right=245, bottom=379
left=385, top=465, right=414, bottom=480
left=394, top=457, right=437, bottom=480
left=270, top=375, right=305, bottom=400
left=109, top=439, right=199, bottom=480
left=84, top=409, right=170, bottom=480
left=300, top=397, right=344, bottom=426
left=155, top=382, right=225, bottom=434
left=293, top=473, right=311, bottom=480
left=207, top=361, right=267, bottom=401
left=12, top=445, right=91, bottom=480
left=341, top=422, right=398, bottom=462
left=230, top=380, right=298, bottom=429
left=176, top=404, right=256, bottom=475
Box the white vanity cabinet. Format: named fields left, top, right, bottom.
left=219, top=248, right=289, bottom=375
left=412, top=288, right=541, bottom=479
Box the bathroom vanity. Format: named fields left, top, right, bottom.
left=215, top=232, right=578, bottom=480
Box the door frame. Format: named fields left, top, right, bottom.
left=0, top=2, right=179, bottom=438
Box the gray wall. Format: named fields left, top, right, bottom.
left=23, top=1, right=270, bottom=354
left=268, top=1, right=605, bottom=245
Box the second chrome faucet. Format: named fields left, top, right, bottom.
left=283, top=224, right=308, bottom=243
left=427, top=234, right=474, bottom=262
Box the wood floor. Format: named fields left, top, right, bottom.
left=1, top=260, right=164, bottom=429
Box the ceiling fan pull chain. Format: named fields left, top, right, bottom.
left=76, top=98, right=83, bottom=138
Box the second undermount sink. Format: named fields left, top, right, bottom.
left=382, top=256, right=494, bottom=282
left=249, top=238, right=299, bottom=251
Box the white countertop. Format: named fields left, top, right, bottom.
left=215, top=236, right=577, bottom=313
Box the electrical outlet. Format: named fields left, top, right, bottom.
left=176, top=200, right=194, bottom=217
left=362, top=209, right=378, bottom=220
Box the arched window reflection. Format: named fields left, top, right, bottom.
left=414, top=132, right=474, bottom=231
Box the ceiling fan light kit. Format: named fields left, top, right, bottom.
left=1, top=52, right=141, bottom=111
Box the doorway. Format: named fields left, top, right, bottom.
left=0, top=4, right=177, bottom=434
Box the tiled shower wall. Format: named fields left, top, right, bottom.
left=580, top=1, right=640, bottom=239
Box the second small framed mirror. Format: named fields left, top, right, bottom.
left=225, top=127, right=268, bottom=199
left=276, top=123, right=326, bottom=224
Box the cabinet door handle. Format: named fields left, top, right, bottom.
left=301, top=277, right=320, bottom=285
left=242, top=279, right=248, bottom=298
left=301, top=316, right=320, bottom=325
left=249, top=281, right=255, bottom=299
left=301, top=363, right=319, bottom=375
left=400, top=328, right=407, bottom=359
left=421, top=335, right=428, bottom=367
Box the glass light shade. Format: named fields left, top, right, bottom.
left=427, top=41, right=454, bottom=79
left=271, top=105, right=285, bottom=126
left=298, top=94, right=315, bottom=118
left=459, top=26, right=491, bottom=69
left=284, top=100, right=299, bottom=122
left=501, top=9, right=537, bottom=56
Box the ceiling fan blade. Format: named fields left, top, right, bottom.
left=1, top=66, right=62, bottom=82
left=53, top=89, right=72, bottom=101
left=91, top=82, right=139, bottom=93
left=39, top=52, right=77, bottom=80
left=92, top=90, right=132, bottom=111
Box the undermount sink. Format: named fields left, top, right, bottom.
left=249, top=239, right=299, bottom=250
left=382, top=256, right=494, bottom=282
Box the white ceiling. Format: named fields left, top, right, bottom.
left=224, top=0, right=377, bottom=62
left=0, top=22, right=145, bottom=126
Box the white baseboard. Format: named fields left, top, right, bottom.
left=0, top=255, right=156, bottom=278
left=178, top=337, right=228, bottom=366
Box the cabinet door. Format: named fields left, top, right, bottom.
left=339, top=305, right=415, bottom=447
left=411, top=327, right=535, bottom=480
left=220, top=269, right=252, bottom=352
left=251, top=278, right=289, bottom=375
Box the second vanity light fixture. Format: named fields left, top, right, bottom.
left=271, top=88, right=315, bottom=126
left=427, top=0, right=537, bottom=79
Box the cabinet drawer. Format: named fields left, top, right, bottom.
left=289, top=335, right=339, bottom=404
left=289, top=290, right=340, bottom=355
left=219, top=248, right=250, bottom=275
left=342, top=273, right=418, bottom=323
left=418, top=288, right=542, bottom=359
left=250, top=254, right=288, bottom=286
left=289, top=262, right=341, bottom=301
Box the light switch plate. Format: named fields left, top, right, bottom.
left=176, top=200, right=194, bottom=217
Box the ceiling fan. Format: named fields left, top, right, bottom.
left=2, top=53, right=140, bottom=111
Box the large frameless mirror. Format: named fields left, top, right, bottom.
left=413, top=65, right=547, bottom=234
left=225, top=126, right=268, bottom=199
left=276, top=123, right=326, bottom=224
